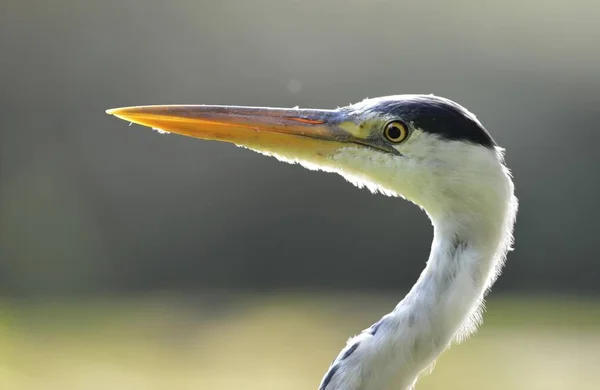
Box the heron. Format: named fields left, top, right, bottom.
left=106, top=94, right=518, bottom=390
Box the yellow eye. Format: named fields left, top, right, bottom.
left=383, top=121, right=409, bottom=143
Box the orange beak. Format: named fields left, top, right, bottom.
left=107, top=104, right=359, bottom=155
left=106, top=104, right=398, bottom=157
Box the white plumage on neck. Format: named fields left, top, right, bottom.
left=309, top=137, right=518, bottom=390
left=241, top=120, right=517, bottom=390
left=317, top=196, right=516, bottom=389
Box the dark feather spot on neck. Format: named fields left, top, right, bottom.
left=368, top=318, right=384, bottom=335
left=319, top=364, right=339, bottom=390
left=451, top=236, right=468, bottom=255
left=437, top=236, right=468, bottom=292
left=340, top=342, right=360, bottom=360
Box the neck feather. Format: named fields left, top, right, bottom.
left=317, top=154, right=517, bottom=390
left=387, top=188, right=517, bottom=389
left=319, top=196, right=517, bottom=390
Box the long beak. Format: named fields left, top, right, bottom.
left=106, top=104, right=397, bottom=157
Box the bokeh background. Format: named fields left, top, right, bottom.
left=1, top=1, right=600, bottom=389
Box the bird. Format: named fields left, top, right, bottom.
left=106, top=94, right=518, bottom=390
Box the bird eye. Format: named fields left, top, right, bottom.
left=383, top=121, right=409, bottom=143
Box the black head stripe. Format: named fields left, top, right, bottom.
left=364, top=95, right=496, bottom=148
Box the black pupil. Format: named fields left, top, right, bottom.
left=387, top=125, right=402, bottom=139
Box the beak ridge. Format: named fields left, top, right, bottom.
left=106, top=104, right=399, bottom=156
left=106, top=104, right=344, bottom=141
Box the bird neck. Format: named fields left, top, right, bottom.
left=388, top=197, right=516, bottom=389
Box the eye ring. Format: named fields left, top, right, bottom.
left=383, top=121, right=409, bottom=143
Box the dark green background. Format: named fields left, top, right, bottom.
left=1, top=0, right=598, bottom=297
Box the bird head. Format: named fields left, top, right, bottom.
left=107, top=95, right=512, bottom=222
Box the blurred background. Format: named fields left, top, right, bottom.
left=1, top=0, right=600, bottom=389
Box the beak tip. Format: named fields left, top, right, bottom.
left=106, top=107, right=133, bottom=122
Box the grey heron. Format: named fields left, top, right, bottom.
left=106, top=94, right=518, bottom=390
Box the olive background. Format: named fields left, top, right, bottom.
left=1, top=2, right=599, bottom=389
